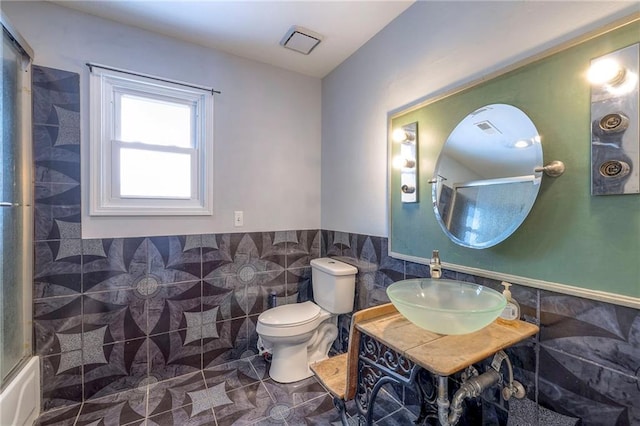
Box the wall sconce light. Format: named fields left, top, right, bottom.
left=393, top=128, right=416, bottom=143
left=589, top=43, right=639, bottom=196
left=393, top=122, right=418, bottom=203
left=392, top=156, right=416, bottom=169
left=588, top=56, right=638, bottom=96
left=588, top=58, right=626, bottom=85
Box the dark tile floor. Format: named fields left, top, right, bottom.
left=34, top=355, right=417, bottom=426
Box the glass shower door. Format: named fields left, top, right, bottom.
left=1, top=21, right=33, bottom=390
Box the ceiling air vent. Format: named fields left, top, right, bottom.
left=280, top=26, right=323, bottom=55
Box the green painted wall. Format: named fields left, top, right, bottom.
left=390, top=20, right=640, bottom=299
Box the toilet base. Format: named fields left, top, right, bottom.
left=269, top=339, right=313, bottom=383
left=256, top=305, right=340, bottom=384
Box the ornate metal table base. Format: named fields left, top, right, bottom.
left=356, top=333, right=438, bottom=425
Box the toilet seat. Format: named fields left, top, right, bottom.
left=256, top=301, right=330, bottom=338
left=258, top=301, right=321, bottom=327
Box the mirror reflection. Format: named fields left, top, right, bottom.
left=432, top=104, right=543, bottom=249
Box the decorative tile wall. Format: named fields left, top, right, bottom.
left=34, top=231, right=321, bottom=410
left=34, top=230, right=322, bottom=410
left=32, top=66, right=639, bottom=425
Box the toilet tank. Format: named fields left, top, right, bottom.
left=310, top=258, right=358, bottom=314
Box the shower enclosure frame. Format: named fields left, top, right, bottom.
left=0, top=10, right=37, bottom=426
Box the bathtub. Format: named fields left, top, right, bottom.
left=0, top=357, right=40, bottom=426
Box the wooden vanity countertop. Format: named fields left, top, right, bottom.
left=356, top=312, right=539, bottom=377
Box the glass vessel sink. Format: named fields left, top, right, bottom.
left=386, top=279, right=507, bottom=335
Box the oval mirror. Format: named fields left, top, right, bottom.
left=432, top=104, right=543, bottom=249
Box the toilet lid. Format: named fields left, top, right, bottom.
left=258, top=301, right=321, bottom=327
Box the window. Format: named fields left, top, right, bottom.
left=89, top=67, right=213, bottom=216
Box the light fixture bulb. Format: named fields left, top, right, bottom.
left=392, top=156, right=415, bottom=169
left=392, top=128, right=415, bottom=143
left=392, top=129, right=407, bottom=143
left=588, top=58, right=626, bottom=86
left=605, top=70, right=638, bottom=96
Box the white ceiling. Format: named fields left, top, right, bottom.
left=50, top=0, right=415, bottom=78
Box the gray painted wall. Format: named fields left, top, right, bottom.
left=4, top=0, right=322, bottom=239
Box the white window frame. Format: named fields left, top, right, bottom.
left=89, top=67, right=214, bottom=216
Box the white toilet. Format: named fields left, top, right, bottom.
left=256, top=257, right=358, bottom=383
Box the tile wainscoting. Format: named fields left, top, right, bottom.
left=33, top=65, right=638, bottom=424
left=34, top=230, right=321, bottom=410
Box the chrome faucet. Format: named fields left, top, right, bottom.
left=430, top=250, right=442, bottom=279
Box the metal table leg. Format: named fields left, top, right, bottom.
left=355, top=333, right=428, bottom=425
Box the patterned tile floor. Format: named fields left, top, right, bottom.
left=34, top=355, right=417, bottom=426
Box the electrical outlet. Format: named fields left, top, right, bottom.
left=234, top=211, right=243, bottom=227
